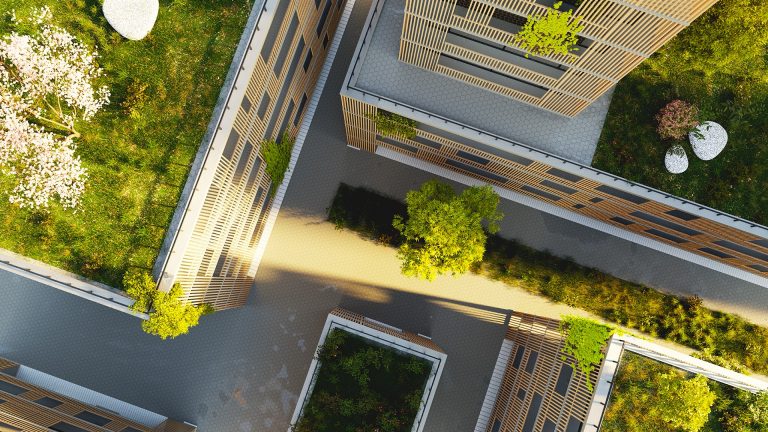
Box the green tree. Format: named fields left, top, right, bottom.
left=644, top=0, right=768, bottom=89
left=141, top=283, right=210, bottom=340
left=656, top=373, right=716, bottom=432
left=721, top=391, right=768, bottom=431
left=515, top=1, right=585, bottom=58
left=392, top=180, right=502, bottom=281
left=263, top=132, right=295, bottom=193
left=123, top=271, right=212, bottom=339
left=559, top=316, right=612, bottom=391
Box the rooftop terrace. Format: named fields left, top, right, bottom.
left=345, top=0, right=613, bottom=165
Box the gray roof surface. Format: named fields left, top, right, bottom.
left=349, top=0, right=613, bottom=165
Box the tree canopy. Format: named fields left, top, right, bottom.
left=644, top=0, right=768, bottom=90
left=123, top=271, right=212, bottom=340
left=392, top=180, right=502, bottom=281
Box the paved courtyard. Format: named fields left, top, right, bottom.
left=0, top=0, right=767, bottom=431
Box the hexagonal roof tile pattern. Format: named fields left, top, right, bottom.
left=350, top=0, right=613, bottom=165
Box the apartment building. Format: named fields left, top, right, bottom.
left=399, top=0, right=719, bottom=117
left=155, top=0, right=346, bottom=309
left=0, top=357, right=194, bottom=432
left=340, top=0, right=768, bottom=281
left=473, top=312, right=768, bottom=432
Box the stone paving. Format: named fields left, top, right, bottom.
left=352, top=0, right=613, bottom=165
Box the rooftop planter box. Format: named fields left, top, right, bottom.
left=290, top=308, right=447, bottom=432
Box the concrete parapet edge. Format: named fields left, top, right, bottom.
left=0, top=248, right=147, bottom=320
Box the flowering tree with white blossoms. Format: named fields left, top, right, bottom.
left=0, top=7, right=110, bottom=210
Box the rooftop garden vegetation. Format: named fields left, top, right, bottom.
left=392, top=180, right=503, bottom=281
left=124, top=270, right=212, bottom=339
left=328, top=183, right=768, bottom=375
left=0, top=0, right=250, bottom=287
left=559, top=316, right=612, bottom=390
left=592, top=0, right=768, bottom=225
left=515, top=1, right=585, bottom=58
left=602, top=352, right=768, bottom=432
left=293, top=328, right=431, bottom=432
left=262, top=132, right=295, bottom=194
left=367, top=110, right=418, bottom=140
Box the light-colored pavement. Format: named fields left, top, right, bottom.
left=0, top=0, right=766, bottom=432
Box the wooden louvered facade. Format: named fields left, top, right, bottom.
left=340, top=96, right=768, bottom=278
left=399, top=0, right=719, bottom=116
left=0, top=358, right=193, bottom=432
left=156, top=0, right=346, bottom=310
left=485, top=312, right=598, bottom=432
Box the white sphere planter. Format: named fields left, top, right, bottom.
left=103, top=0, right=159, bottom=41
left=665, top=145, right=689, bottom=174
left=689, top=121, right=728, bottom=161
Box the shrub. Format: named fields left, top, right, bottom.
left=262, top=132, right=295, bottom=193
left=123, top=269, right=156, bottom=313
left=602, top=353, right=717, bottom=432
left=515, top=1, right=585, bottom=58
left=719, top=391, right=768, bottom=431
left=123, top=271, right=211, bottom=339
left=392, top=180, right=503, bottom=281
left=141, top=283, right=208, bottom=340
left=559, top=316, right=612, bottom=390
left=655, top=100, right=700, bottom=140
left=367, top=111, right=417, bottom=140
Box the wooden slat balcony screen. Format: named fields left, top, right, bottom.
left=486, top=312, right=599, bottom=432
left=399, top=0, right=719, bottom=116
left=166, top=0, right=346, bottom=310
left=341, top=99, right=768, bottom=278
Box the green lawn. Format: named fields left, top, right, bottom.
left=0, top=0, right=251, bottom=287
left=295, top=328, right=431, bottom=432
left=592, top=0, right=768, bottom=226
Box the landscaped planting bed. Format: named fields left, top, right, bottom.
left=602, top=352, right=767, bottom=432
left=592, top=0, right=768, bottom=225
left=294, top=328, right=432, bottom=432
left=328, top=183, right=768, bottom=375
left=0, top=0, right=250, bottom=287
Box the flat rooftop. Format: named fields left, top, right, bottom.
left=344, top=0, right=613, bottom=165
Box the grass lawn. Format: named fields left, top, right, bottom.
left=328, top=183, right=768, bottom=375
left=592, top=0, right=768, bottom=226
left=295, top=328, right=431, bottom=432
left=0, top=0, right=251, bottom=287
left=602, top=352, right=762, bottom=432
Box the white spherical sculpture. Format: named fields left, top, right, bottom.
left=665, top=145, right=689, bottom=174
left=103, top=0, right=159, bottom=41
left=689, top=121, right=728, bottom=161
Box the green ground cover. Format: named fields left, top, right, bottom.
left=0, top=0, right=250, bottom=287
left=328, top=183, right=768, bottom=375
left=294, top=328, right=431, bottom=432
left=592, top=0, right=768, bottom=225
left=603, top=352, right=767, bottom=432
